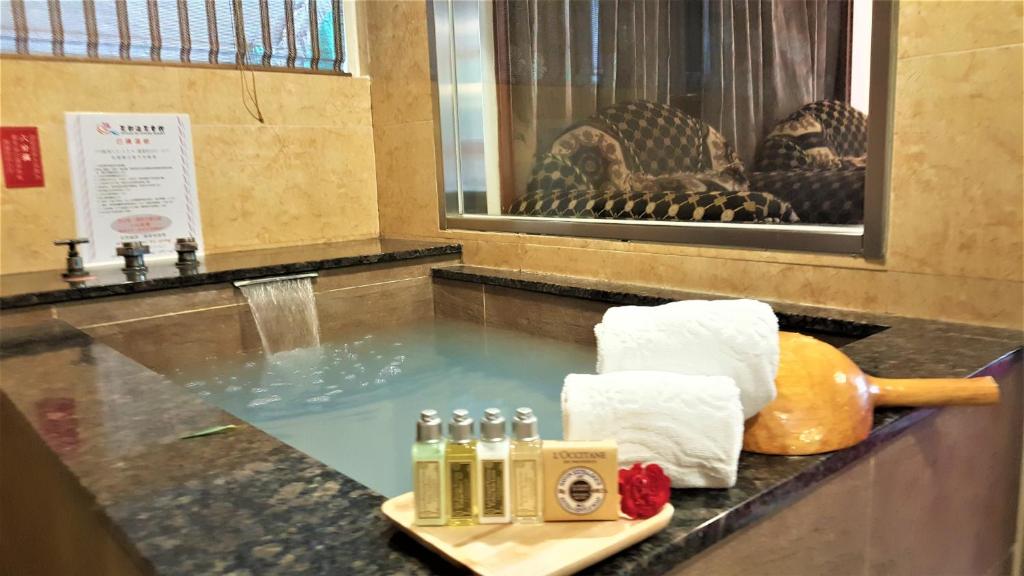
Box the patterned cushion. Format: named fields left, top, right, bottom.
left=525, top=153, right=592, bottom=197
left=749, top=169, right=864, bottom=224
left=756, top=100, right=868, bottom=171
left=550, top=126, right=629, bottom=193
left=589, top=100, right=709, bottom=175
left=516, top=100, right=795, bottom=223
left=510, top=182, right=799, bottom=224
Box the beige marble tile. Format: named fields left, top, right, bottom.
left=87, top=304, right=259, bottom=373
left=670, top=456, right=873, bottom=576
left=316, top=276, right=434, bottom=341
left=55, top=285, right=242, bottom=328
left=0, top=123, right=78, bottom=274
left=0, top=60, right=183, bottom=125
left=0, top=58, right=382, bottom=275
left=475, top=241, right=1023, bottom=329
left=179, top=68, right=372, bottom=128
left=192, top=124, right=379, bottom=253
left=0, top=306, right=56, bottom=328
left=520, top=243, right=642, bottom=284
left=888, top=45, right=1024, bottom=283
left=374, top=120, right=441, bottom=238
left=898, top=1, right=1024, bottom=60
left=315, top=256, right=458, bottom=293
left=868, top=360, right=1023, bottom=574
left=432, top=278, right=484, bottom=324
left=883, top=273, right=1024, bottom=329
left=365, top=0, right=435, bottom=127
left=459, top=238, right=526, bottom=271
left=482, top=285, right=610, bottom=346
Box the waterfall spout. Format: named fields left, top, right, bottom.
left=234, top=273, right=320, bottom=354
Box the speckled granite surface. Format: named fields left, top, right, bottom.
left=1, top=264, right=1021, bottom=575
left=0, top=238, right=461, bottom=309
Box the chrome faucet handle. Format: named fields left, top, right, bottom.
left=54, top=237, right=89, bottom=255
left=116, top=241, right=151, bottom=271
left=175, top=237, right=199, bottom=268
left=54, top=238, right=91, bottom=279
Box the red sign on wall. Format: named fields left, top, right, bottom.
left=1, top=126, right=45, bottom=188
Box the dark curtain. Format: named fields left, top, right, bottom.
left=701, top=0, right=849, bottom=163
left=503, top=0, right=701, bottom=194
left=500, top=0, right=851, bottom=194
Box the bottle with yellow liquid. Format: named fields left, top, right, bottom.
left=445, top=409, right=478, bottom=526
left=510, top=407, right=544, bottom=523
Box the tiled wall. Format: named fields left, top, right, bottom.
left=0, top=60, right=380, bottom=275
left=670, top=358, right=1023, bottom=575
left=60, top=257, right=457, bottom=374
left=368, top=0, right=1024, bottom=329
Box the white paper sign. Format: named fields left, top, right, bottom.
left=66, top=112, right=203, bottom=266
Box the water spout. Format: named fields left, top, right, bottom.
left=234, top=273, right=320, bottom=355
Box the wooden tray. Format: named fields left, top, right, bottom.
left=381, top=492, right=674, bottom=576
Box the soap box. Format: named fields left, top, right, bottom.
left=542, top=440, right=619, bottom=521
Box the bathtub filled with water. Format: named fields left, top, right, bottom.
left=170, top=317, right=594, bottom=497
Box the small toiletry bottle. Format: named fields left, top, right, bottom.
left=478, top=408, right=512, bottom=524
left=412, top=409, right=446, bottom=526
left=510, top=407, right=544, bottom=523
left=445, top=409, right=479, bottom=526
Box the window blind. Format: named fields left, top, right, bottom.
left=0, top=0, right=347, bottom=73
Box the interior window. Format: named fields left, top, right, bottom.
left=432, top=0, right=891, bottom=255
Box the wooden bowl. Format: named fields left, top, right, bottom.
left=742, top=332, right=1000, bottom=455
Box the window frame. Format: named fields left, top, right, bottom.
left=428, top=0, right=898, bottom=258
left=0, top=0, right=360, bottom=77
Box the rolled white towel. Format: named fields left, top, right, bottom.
left=595, top=299, right=778, bottom=419
left=562, top=371, right=744, bottom=488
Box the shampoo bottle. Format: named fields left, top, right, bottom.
left=412, top=409, right=446, bottom=526
left=510, top=407, right=544, bottom=523
left=478, top=408, right=511, bottom=524
left=445, top=409, right=479, bottom=526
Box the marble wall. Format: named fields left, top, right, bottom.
left=0, top=60, right=380, bottom=275
left=368, top=0, right=1024, bottom=329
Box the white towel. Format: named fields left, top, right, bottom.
left=595, top=299, right=779, bottom=419
left=562, top=371, right=744, bottom=488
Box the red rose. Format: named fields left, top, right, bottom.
left=618, top=463, right=671, bottom=520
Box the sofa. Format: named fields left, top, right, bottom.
left=508, top=101, right=799, bottom=224
left=751, top=100, right=867, bottom=225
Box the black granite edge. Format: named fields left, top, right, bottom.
left=431, top=266, right=893, bottom=339
left=4, top=268, right=1020, bottom=576
left=611, top=347, right=1024, bottom=575
left=431, top=264, right=1024, bottom=573
left=0, top=320, right=396, bottom=575
left=0, top=382, right=162, bottom=576
left=0, top=244, right=462, bottom=310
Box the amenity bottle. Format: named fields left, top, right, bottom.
left=412, top=409, right=446, bottom=526
left=445, top=409, right=479, bottom=526
left=478, top=408, right=511, bottom=524
left=510, top=407, right=544, bottom=523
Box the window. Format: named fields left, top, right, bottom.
left=430, top=0, right=896, bottom=256
left=0, top=0, right=347, bottom=73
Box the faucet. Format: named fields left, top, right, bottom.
left=53, top=238, right=91, bottom=280
left=116, top=241, right=150, bottom=272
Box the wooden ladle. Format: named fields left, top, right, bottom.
left=743, top=331, right=1000, bottom=456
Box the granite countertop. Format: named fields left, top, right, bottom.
left=1, top=264, right=1021, bottom=575
left=0, top=238, right=461, bottom=309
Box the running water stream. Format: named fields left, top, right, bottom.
left=237, top=276, right=320, bottom=354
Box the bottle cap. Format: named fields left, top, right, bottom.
left=513, top=407, right=539, bottom=441
left=480, top=408, right=506, bottom=441
left=448, top=409, right=474, bottom=443
left=416, top=409, right=442, bottom=442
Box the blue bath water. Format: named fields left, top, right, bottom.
left=172, top=318, right=595, bottom=497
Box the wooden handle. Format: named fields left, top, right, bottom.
left=869, top=375, right=1000, bottom=407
